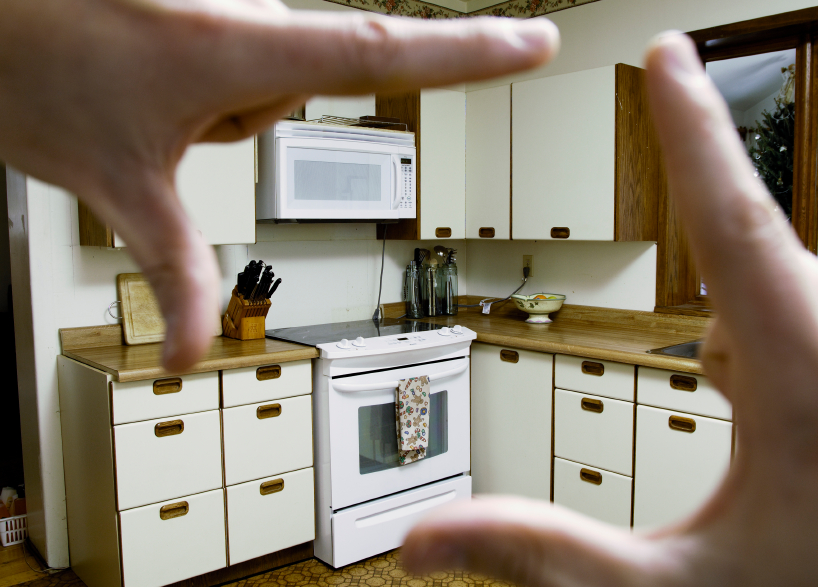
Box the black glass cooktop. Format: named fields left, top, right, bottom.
left=266, top=318, right=443, bottom=347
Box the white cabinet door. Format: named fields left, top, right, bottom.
left=633, top=405, right=732, bottom=529
left=512, top=66, right=616, bottom=240
left=119, top=489, right=227, bottom=587
left=466, top=85, right=510, bottom=240
left=420, top=89, right=466, bottom=240
left=470, top=343, right=553, bottom=499
left=176, top=138, right=256, bottom=245
left=553, top=458, right=632, bottom=528
left=226, top=468, right=315, bottom=565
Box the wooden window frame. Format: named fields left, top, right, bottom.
left=655, top=8, right=818, bottom=317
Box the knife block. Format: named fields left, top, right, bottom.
left=222, top=287, right=272, bottom=341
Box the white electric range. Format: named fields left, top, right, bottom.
left=267, top=319, right=475, bottom=567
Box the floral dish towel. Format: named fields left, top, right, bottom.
left=396, top=376, right=430, bottom=465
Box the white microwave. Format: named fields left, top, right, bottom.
left=256, top=121, right=416, bottom=222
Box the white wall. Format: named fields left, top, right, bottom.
left=9, top=0, right=816, bottom=568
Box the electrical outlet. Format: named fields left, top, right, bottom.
left=523, top=255, right=533, bottom=277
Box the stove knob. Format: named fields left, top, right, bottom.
left=438, top=327, right=452, bottom=336
left=352, top=336, right=366, bottom=347
left=452, top=325, right=463, bottom=334
left=337, top=338, right=351, bottom=349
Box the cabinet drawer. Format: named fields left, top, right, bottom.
left=553, top=458, right=632, bottom=528
left=222, top=395, right=313, bottom=486
left=120, top=489, right=227, bottom=587
left=633, top=405, right=732, bottom=529
left=112, top=372, right=219, bottom=425
left=222, top=360, right=312, bottom=408
left=554, top=388, right=634, bottom=476
left=114, top=410, right=223, bottom=511
left=637, top=367, right=731, bottom=420
left=554, top=355, right=634, bottom=401
left=226, top=468, right=315, bottom=565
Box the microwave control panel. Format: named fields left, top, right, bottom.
left=399, top=157, right=415, bottom=217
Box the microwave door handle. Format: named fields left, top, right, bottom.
left=333, top=362, right=468, bottom=393
left=391, top=155, right=400, bottom=210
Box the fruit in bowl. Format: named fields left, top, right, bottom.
left=511, top=293, right=566, bottom=323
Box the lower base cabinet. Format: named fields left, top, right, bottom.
left=553, top=458, right=632, bottom=528
left=120, top=489, right=227, bottom=587
left=632, top=405, right=732, bottom=529
left=227, top=468, right=316, bottom=565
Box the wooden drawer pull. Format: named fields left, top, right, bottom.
left=500, top=349, right=519, bottom=363
left=159, top=501, right=189, bottom=520
left=669, top=415, right=696, bottom=433
left=581, top=398, right=604, bottom=413
left=154, top=419, right=184, bottom=437
left=581, top=361, right=605, bottom=376
left=153, top=377, right=182, bottom=395
left=256, top=365, right=282, bottom=381
left=580, top=468, right=602, bottom=485
left=435, top=227, right=452, bottom=238
left=260, top=478, right=285, bottom=496
left=478, top=227, right=495, bottom=238
left=670, top=374, right=697, bottom=392
left=257, top=403, right=282, bottom=419
left=551, top=227, right=570, bottom=239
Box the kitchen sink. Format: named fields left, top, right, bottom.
left=647, top=340, right=703, bottom=359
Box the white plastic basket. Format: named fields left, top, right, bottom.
left=0, top=514, right=28, bottom=546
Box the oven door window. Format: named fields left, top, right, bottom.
left=358, top=390, right=448, bottom=475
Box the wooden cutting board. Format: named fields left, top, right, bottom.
left=117, top=273, right=222, bottom=345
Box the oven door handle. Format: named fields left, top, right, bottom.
left=333, top=362, right=468, bottom=393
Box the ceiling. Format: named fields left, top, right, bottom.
left=707, top=49, right=796, bottom=112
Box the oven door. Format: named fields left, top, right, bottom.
left=328, top=357, right=470, bottom=510
left=276, top=137, right=405, bottom=220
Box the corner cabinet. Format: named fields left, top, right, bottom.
left=57, top=357, right=314, bottom=587
left=376, top=89, right=466, bottom=240
left=466, top=85, right=511, bottom=240
left=511, top=64, right=663, bottom=241
left=78, top=138, right=257, bottom=247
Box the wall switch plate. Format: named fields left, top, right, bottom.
left=523, top=255, right=533, bottom=277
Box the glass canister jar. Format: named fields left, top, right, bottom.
left=440, top=264, right=458, bottom=316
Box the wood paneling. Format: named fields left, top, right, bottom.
left=376, top=91, right=420, bottom=240
left=61, top=333, right=318, bottom=382
left=614, top=64, right=662, bottom=242
left=78, top=201, right=114, bottom=247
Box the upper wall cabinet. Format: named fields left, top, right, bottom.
left=466, top=85, right=510, bottom=240
left=512, top=64, right=663, bottom=241
left=376, top=89, right=466, bottom=240
left=79, top=138, right=256, bottom=247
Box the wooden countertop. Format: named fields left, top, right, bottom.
left=392, top=299, right=709, bottom=375
left=60, top=325, right=317, bottom=382
left=61, top=300, right=708, bottom=382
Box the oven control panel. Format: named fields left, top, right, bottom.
left=319, top=325, right=475, bottom=359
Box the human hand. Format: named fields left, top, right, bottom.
left=0, top=0, right=559, bottom=370
left=402, top=33, right=818, bottom=587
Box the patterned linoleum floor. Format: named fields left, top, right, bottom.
left=16, top=551, right=514, bottom=587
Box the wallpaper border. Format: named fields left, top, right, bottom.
left=322, top=0, right=601, bottom=20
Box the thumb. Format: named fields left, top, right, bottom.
left=402, top=497, right=664, bottom=587
left=86, top=166, right=221, bottom=372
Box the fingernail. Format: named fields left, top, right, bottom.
left=408, top=542, right=466, bottom=573
left=512, top=19, right=561, bottom=55
left=647, top=30, right=702, bottom=77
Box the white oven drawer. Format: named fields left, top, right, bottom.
left=328, top=475, right=471, bottom=568
left=114, top=410, right=223, bottom=510
left=554, top=388, right=634, bottom=476
left=555, top=355, right=635, bottom=401
left=112, top=372, right=219, bottom=425
left=119, top=489, right=226, bottom=587
left=222, top=395, right=313, bottom=486
left=226, top=468, right=315, bottom=565
left=222, top=360, right=312, bottom=408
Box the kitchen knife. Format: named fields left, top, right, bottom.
left=267, top=278, right=282, bottom=299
